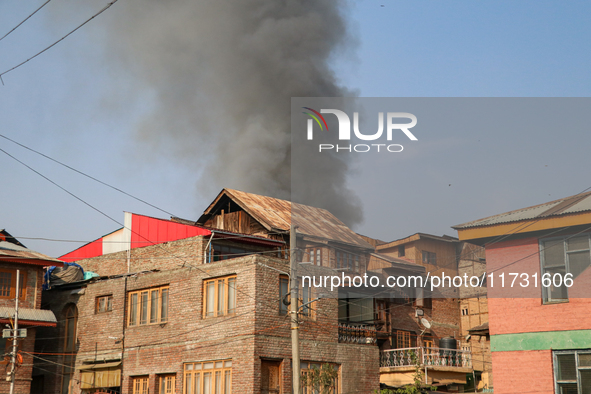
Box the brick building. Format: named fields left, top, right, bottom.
left=0, top=229, right=63, bottom=394
left=369, top=233, right=477, bottom=391
left=454, top=191, right=591, bottom=394
left=35, top=190, right=381, bottom=394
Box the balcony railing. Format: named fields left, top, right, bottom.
left=338, top=323, right=377, bottom=345
left=380, top=347, right=472, bottom=369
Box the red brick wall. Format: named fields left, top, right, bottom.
left=491, top=350, right=554, bottom=394
left=37, top=254, right=379, bottom=394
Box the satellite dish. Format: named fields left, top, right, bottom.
left=420, top=318, right=431, bottom=329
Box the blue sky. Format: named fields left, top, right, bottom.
left=1, top=0, right=590, bottom=257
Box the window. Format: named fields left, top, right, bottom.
left=301, top=362, right=339, bottom=394
left=541, top=234, right=591, bottom=303
left=212, top=244, right=250, bottom=262
left=422, top=251, right=436, bottom=266
left=553, top=350, right=591, bottom=394
left=338, top=297, right=374, bottom=322
left=158, top=374, right=176, bottom=394
left=306, top=248, right=322, bottom=266
left=96, top=295, right=113, bottom=313
left=398, top=245, right=405, bottom=257
left=279, top=275, right=289, bottom=315
left=336, top=251, right=362, bottom=273
left=0, top=269, right=26, bottom=300
left=132, top=376, right=149, bottom=394
left=183, top=360, right=232, bottom=394
left=299, top=284, right=314, bottom=317
left=203, top=276, right=236, bottom=318
left=461, top=307, right=469, bottom=316
left=128, top=286, right=169, bottom=326
left=396, top=331, right=412, bottom=348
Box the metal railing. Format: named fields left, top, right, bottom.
left=380, top=347, right=472, bottom=368
left=338, top=323, right=377, bottom=345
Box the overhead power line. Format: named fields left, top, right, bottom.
left=0, top=0, right=52, bottom=43
left=0, top=0, right=119, bottom=84
left=0, top=133, right=176, bottom=217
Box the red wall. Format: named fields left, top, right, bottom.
left=486, top=236, right=591, bottom=335
left=60, top=214, right=211, bottom=262
left=492, top=350, right=554, bottom=394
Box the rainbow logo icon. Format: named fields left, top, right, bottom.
left=302, top=107, right=329, bottom=131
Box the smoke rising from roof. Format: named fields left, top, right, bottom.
left=100, top=0, right=363, bottom=226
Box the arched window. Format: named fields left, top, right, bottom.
left=62, top=305, right=77, bottom=394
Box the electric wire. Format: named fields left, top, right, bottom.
left=0, top=133, right=176, bottom=217
left=0, top=0, right=119, bottom=84
left=0, top=0, right=52, bottom=42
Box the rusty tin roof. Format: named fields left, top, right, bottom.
left=200, top=188, right=374, bottom=250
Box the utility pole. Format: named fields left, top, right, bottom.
left=9, top=269, right=20, bottom=394
left=289, top=225, right=300, bottom=394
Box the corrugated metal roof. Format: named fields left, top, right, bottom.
left=201, top=189, right=374, bottom=250
left=0, top=241, right=62, bottom=265
left=0, top=307, right=57, bottom=323
left=453, top=191, right=591, bottom=229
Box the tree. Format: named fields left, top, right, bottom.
left=301, top=363, right=338, bottom=394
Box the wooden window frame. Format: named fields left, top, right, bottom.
left=96, top=295, right=113, bottom=314
left=203, top=275, right=237, bottom=318
left=396, top=331, right=412, bottom=349
left=0, top=269, right=27, bottom=300
left=132, top=376, right=149, bottom=394
left=183, top=360, right=232, bottom=394
left=158, top=374, right=176, bottom=394
left=127, top=286, right=169, bottom=327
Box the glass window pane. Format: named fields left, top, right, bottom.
left=206, top=282, right=215, bottom=317
left=280, top=278, right=288, bottom=314
left=218, top=280, right=226, bottom=315
left=203, top=372, right=212, bottom=394
left=543, top=240, right=565, bottom=268
left=567, top=236, right=589, bottom=251
left=161, top=288, right=169, bottom=322
left=150, top=290, right=159, bottom=323
left=545, top=267, right=568, bottom=301
left=579, top=353, right=591, bottom=367
left=130, top=294, right=138, bottom=325
left=224, top=371, right=231, bottom=394
left=228, top=278, right=236, bottom=314
left=568, top=251, right=591, bottom=278
left=195, top=374, right=201, bottom=394
left=581, top=370, right=591, bottom=394
left=556, top=353, right=577, bottom=381
left=186, top=374, right=192, bottom=394
left=558, top=383, right=578, bottom=394
left=140, top=292, right=149, bottom=325
left=215, top=371, right=222, bottom=394
left=107, top=297, right=113, bottom=311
